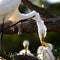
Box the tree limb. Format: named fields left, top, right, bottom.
left=3, top=18, right=60, bottom=34
left=44, top=18, right=60, bottom=33
left=0, top=0, right=60, bottom=33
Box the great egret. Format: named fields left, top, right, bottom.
left=37, top=46, right=55, bottom=60
left=34, top=13, right=47, bottom=44
left=17, top=40, right=34, bottom=56
left=0, top=0, right=46, bottom=39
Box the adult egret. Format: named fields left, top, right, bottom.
left=0, top=0, right=46, bottom=38
left=17, top=40, right=34, bottom=56
left=37, top=46, right=55, bottom=60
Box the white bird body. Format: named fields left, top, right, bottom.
left=37, top=46, right=55, bottom=60
left=0, top=0, right=21, bottom=23
left=17, top=49, right=34, bottom=56
left=0, top=0, right=47, bottom=39
left=17, top=40, right=34, bottom=56
left=0, top=0, right=20, bottom=14
left=36, top=19, right=47, bottom=41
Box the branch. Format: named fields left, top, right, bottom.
left=20, top=18, right=60, bottom=33
left=3, top=18, right=60, bottom=34
left=44, top=18, right=60, bottom=33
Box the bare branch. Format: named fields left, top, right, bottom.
left=3, top=18, right=60, bottom=34
left=44, top=18, right=60, bottom=33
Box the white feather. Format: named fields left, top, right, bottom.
left=46, top=43, right=53, bottom=51
left=0, top=0, right=21, bottom=23
left=0, top=0, right=47, bottom=40
left=17, top=49, right=34, bottom=56
left=37, top=46, right=55, bottom=60
left=35, top=13, right=47, bottom=41
left=17, top=40, right=34, bottom=56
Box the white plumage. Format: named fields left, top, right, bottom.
left=23, top=40, right=29, bottom=48
left=37, top=46, right=55, bottom=60
left=45, top=43, right=53, bottom=51
left=17, top=40, right=34, bottom=56
left=37, top=46, right=44, bottom=60
left=0, top=0, right=46, bottom=39
left=37, top=20, right=47, bottom=41
left=0, top=0, right=21, bottom=23
left=17, top=49, right=34, bottom=56
left=34, top=13, right=47, bottom=46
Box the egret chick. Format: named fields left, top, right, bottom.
left=17, top=40, right=34, bottom=56
left=37, top=46, right=55, bottom=60
left=44, top=43, right=53, bottom=51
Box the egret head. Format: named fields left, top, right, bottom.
left=23, top=40, right=29, bottom=49
left=45, top=43, right=53, bottom=51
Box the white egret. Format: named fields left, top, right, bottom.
left=17, top=40, right=34, bottom=56
left=37, top=46, right=55, bottom=60
left=44, top=43, right=54, bottom=51
left=0, top=0, right=46, bottom=39
left=35, top=14, right=47, bottom=46
left=0, top=0, right=48, bottom=58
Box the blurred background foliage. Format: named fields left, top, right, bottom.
left=1, top=0, right=60, bottom=58
left=2, top=33, right=40, bottom=53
